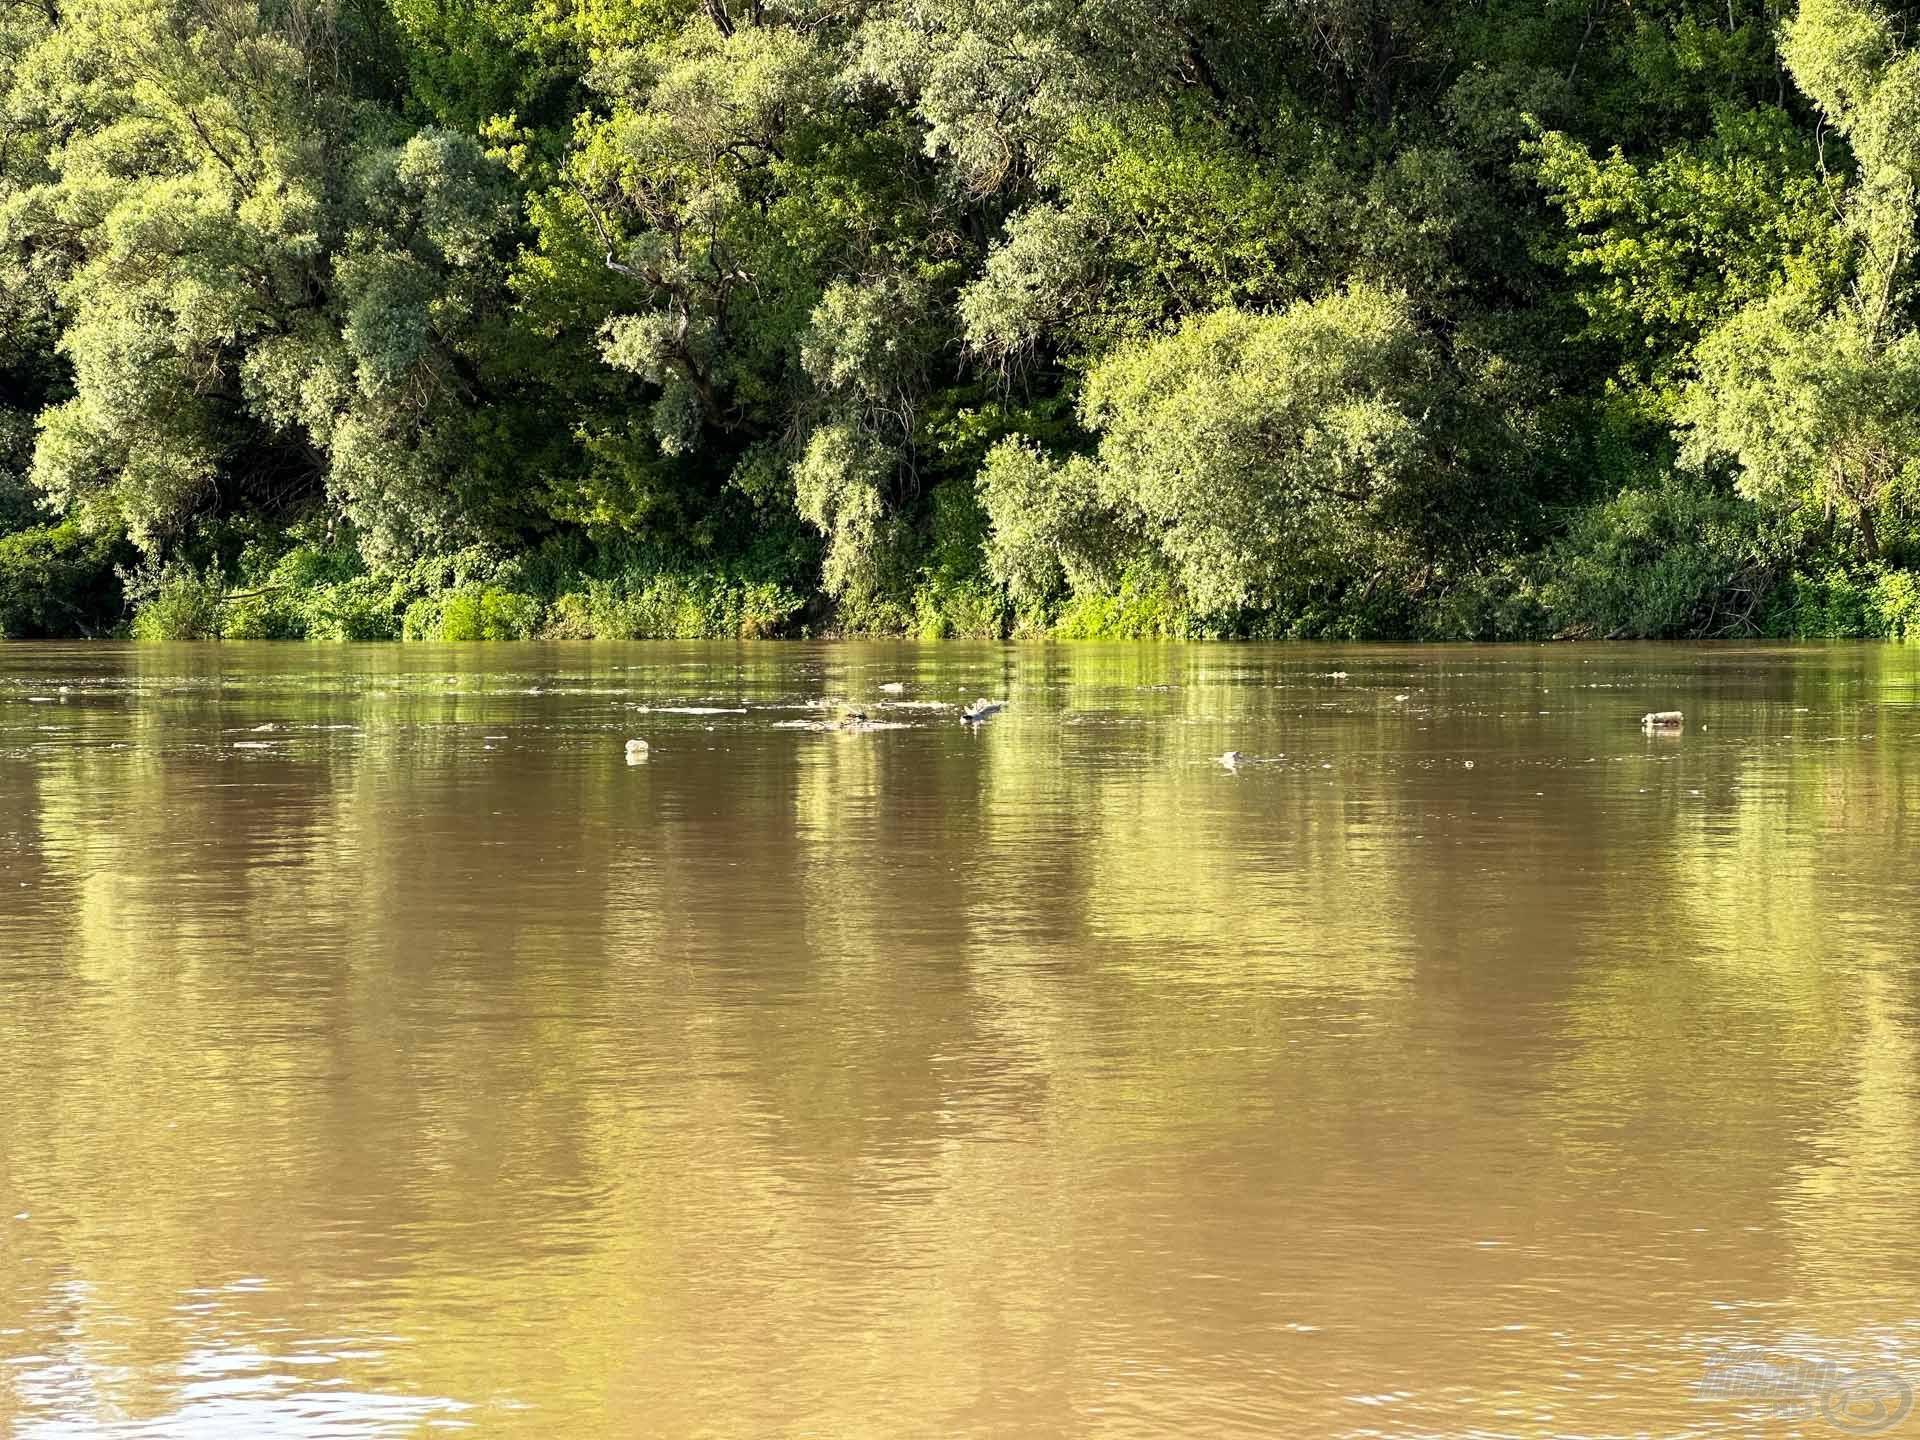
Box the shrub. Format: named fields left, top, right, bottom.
left=130, top=566, right=222, bottom=640
left=0, top=523, right=128, bottom=637
left=1422, top=563, right=1551, bottom=641
left=1874, top=569, right=1920, bottom=639
left=1761, top=564, right=1920, bottom=638
left=432, top=585, right=544, bottom=641
left=1539, top=474, right=1778, bottom=638
left=213, top=543, right=404, bottom=640
left=545, top=570, right=808, bottom=638
left=910, top=577, right=1007, bottom=639
left=1053, top=570, right=1193, bottom=639
left=308, top=577, right=402, bottom=640
left=219, top=587, right=306, bottom=639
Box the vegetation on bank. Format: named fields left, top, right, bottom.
left=7, top=0, right=1920, bottom=641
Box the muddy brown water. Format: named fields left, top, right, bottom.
left=2, top=641, right=1917, bottom=1438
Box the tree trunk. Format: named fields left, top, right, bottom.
left=1369, top=11, right=1393, bottom=128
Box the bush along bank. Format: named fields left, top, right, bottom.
left=60, top=522, right=1920, bottom=643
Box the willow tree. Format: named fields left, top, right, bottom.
left=979, top=285, right=1483, bottom=616
left=1682, top=0, right=1920, bottom=559
left=0, top=0, right=63, bottom=530
left=8, top=0, right=520, bottom=558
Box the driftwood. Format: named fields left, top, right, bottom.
left=213, top=584, right=290, bottom=605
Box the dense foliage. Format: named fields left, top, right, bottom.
left=8, top=0, right=1920, bottom=638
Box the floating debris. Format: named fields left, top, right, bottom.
left=1219, top=751, right=1244, bottom=770
left=879, top=682, right=906, bottom=694
left=775, top=717, right=910, bottom=732
left=624, top=738, right=650, bottom=757
left=1641, top=711, right=1684, bottom=730
left=961, top=698, right=1007, bottom=723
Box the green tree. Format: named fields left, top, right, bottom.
left=981, top=285, right=1484, bottom=616
left=1683, top=0, right=1920, bottom=559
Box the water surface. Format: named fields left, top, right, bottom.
left=2, top=641, right=1917, bottom=1437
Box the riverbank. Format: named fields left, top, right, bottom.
left=9, top=524, right=1920, bottom=645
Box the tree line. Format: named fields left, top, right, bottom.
left=5, top=0, right=1920, bottom=640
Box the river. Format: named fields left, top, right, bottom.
left=1, top=641, right=1916, bottom=1437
